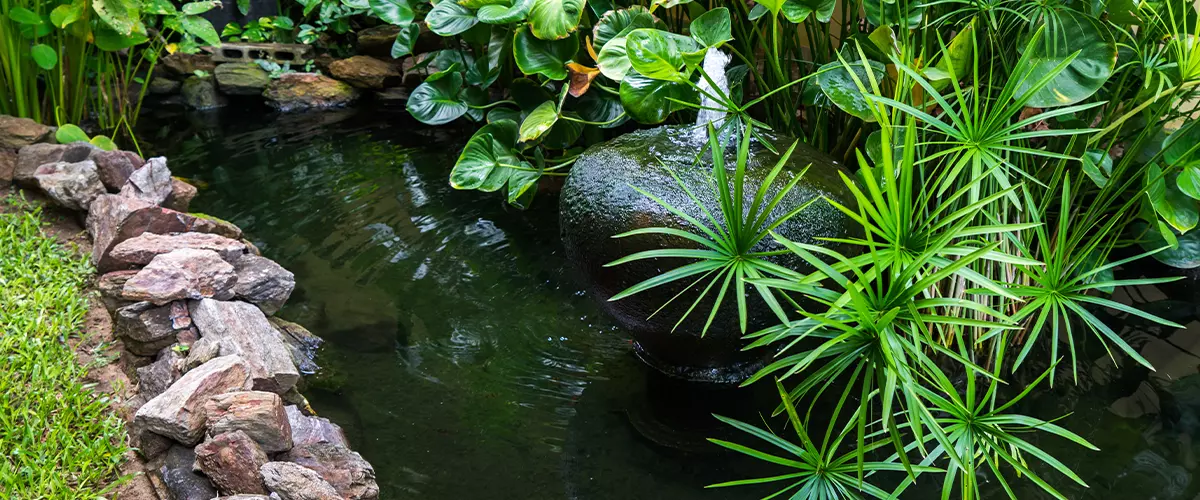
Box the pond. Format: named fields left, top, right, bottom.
left=137, top=105, right=1200, bottom=499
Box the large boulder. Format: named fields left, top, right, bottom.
left=32, top=160, right=106, bottom=211
left=189, top=299, right=300, bottom=393
left=280, top=442, right=378, bottom=500
left=0, top=115, right=52, bottom=148
left=91, top=149, right=144, bottom=192
left=86, top=194, right=239, bottom=272
left=559, top=126, right=859, bottom=383
left=284, top=405, right=349, bottom=448
left=148, top=76, right=182, bottom=94
left=14, top=142, right=96, bottom=185
left=205, top=391, right=293, bottom=453
left=134, top=354, right=250, bottom=444
left=119, top=156, right=173, bottom=205
left=122, top=248, right=238, bottom=305
left=116, top=300, right=196, bottom=356
left=182, top=76, right=228, bottom=110
left=260, top=461, right=340, bottom=500
left=264, top=73, right=360, bottom=112
left=0, top=148, right=16, bottom=184
left=215, top=62, right=272, bottom=95
left=195, top=430, right=270, bottom=495
left=232, top=254, right=295, bottom=315
left=328, top=56, right=401, bottom=89
left=109, top=232, right=247, bottom=268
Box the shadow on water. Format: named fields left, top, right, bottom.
left=137, top=105, right=1200, bottom=499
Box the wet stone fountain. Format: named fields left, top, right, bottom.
left=559, top=50, right=860, bottom=384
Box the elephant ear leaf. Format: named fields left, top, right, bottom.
left=369, top=0, right=414, bottom=25
left=407, top=68, right=469, bottom=125
left=1015, top=11, right=1116, bottom=108
left=93, top=0, right=142, bottom=35
left=514, top=27, right=578, bottom=80
left=689, top=7, right=731, bottom=48
left=427, top=1, right=478, bottom=36
left=528, top=0, right=586, bottom=40
left=595, top=8, right=658, bottom=81
left=619, top=70, right=696, bottom=123
left=816, top=58, right=886, bottom=121
left=478, top=0, right=533, bottom=24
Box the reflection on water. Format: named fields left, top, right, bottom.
left=138, top=106, right=1200, bottom=499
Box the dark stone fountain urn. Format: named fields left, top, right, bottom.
left=560, top=125, right=859, bottom=384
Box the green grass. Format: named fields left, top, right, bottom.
left=0, top=197, right=130, bottom=497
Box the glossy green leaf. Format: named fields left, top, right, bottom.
left=89, top=136, right=117, bottom=151
left=781, top=0, right=834, bottom=23
left=407, top=70, right=468, bottom=125
left=1139, top=222, right=1200, bottom=268
left=427, top=1, right=477, bottom=36
left=478, top=0, right=533, bottom=23
left=30, top=44, right=56, bottom=70
left=94, top=24, right=148, bottom=50
left=626, top=28, right=684, bottom=81
left=181, top=15, right=221, bottom=46
left=651, top=0, right=693, bottom=9
left=1081, top=149, right=1112, bottom=188
left=528, top=0, right=585, bottom=40
left=925, top=23, right=974, bottom=86
left=49, top=3, right=84, bottom=28
left=816, top=58, right=886, bottom=121
left=689, top=8, right=731, bottom=48
left=577, top=89, right=627, bottom=128
left=619, top=70, right=695, bottom=123
left=8, top=7, right=41, bottom=25
left=592, top=6, right=656, bottom=52
left=514, top=26, right=577, bottom=80
left=459, top=0, right=506, bottom=8
left=487, top=107, right=523, bottom=123
left=93, top=0, right=143, bottom=34
left=182, top=1, right=219, bottom=14
left=391, top=23, right=421, bottom=58
left=1164, top=121, right=1200, bottom=168
left=863, top=0, right=923, bottom=26
left=1179, top=166, right=1200, bottom=200
left=520, top=101, right=559, bottom=142
left=1148, top=164, right=1199, bottom=232
left=1017, top=11, right=1116, bottom=108
left=55, top=124, right=90, bottom=144
left=370, top=0, right=414, bottom=24
left=754, top=0, right=784, bottom=16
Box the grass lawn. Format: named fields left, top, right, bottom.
left=0, top=198, right=129, bottom=497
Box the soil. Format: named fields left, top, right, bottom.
left=0, top=185, right=164, bottom=499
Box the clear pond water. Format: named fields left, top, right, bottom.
left=139, top=106, right=1200, bottom=499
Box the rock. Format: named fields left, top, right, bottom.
left=560, top=126, right=859, bottom=383
left=205, top=391, right=293, bottom=453
left=129, top=419, right=174, bottom=460
left=261, top=462, right=340, bottom=500
left=328, top=56, right=401, bottom=89
left=216, top=62, right=272, bottom=95
left=233, top=254, right=295, bottom=315
left=135, top=355, right=250, bottom=445
left=97, top=270, right=140, bottom=313
left=148, top=76, right=182, bottom=94
left=161, top=53, right=216, bottom=78
left=355, top=25, right=401, bottom=57
left=374, top=87, right=409, bottom=104
left=120, top=156, right=173, bottom=205
left=14, top=142, right=97, bottom=185
left=216, top=496, right=274, bottom=500
left=136, top=347, right=187, bottom=398
left=264, top=73, right=360, bottom=112
left=186, top=335, right=223, bottom=371
left=110, top=232, right=247, bottom=268
left=116, top=301, right=196, bottom=356
left=32, top=160, right=106, bottom=211
left=123, top=249, right=237, bottom=305
left=190, top=299, right=300, bottom=393
left=87, top=194, right=241, bottom=272
left=281, top=443, right=377, bottom=499
left=92, top=149, right=145, bottom=192
left=0, top=114, right=53, bottom=148
left=182, top=76, right=228, bottom=109
left=0, top=148, right=15, bottom=184
left=284, top=405, right=349, bottom=448
left=269, top=318, right=322, bottom=375
left=192, top=212, right=244, bottom=240
left=195, top=430, right=270, bottom=495
left=166, top=177, right=199, bottom=212
left=160, top=444, right=220, bottom=500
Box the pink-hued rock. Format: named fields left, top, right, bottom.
left=189, top=299, right=300, bottom=393
left=122, top=249, right=237, bottom=305
left=0, top=115, right=52, bottom=149
left=165, top=177, right=199, bottom=212
left=86, top=194, right=242, bottom=272
left=284, top=405, right=349, bottom=449
left=195, top=430, right=270, bottom=495
left=109, top=232, right=246, bottom=268
left=205, top=391, right=293, bottom=453
left=14, top=142, right=96, bottom=185
left=92, top=149, right=144, bottom=191
left=134, top=355, right=250, bottom=444
left=260, top=461, right=340, bottom=500
left=33, top=160, right=106, bottom=211
left=120, top=156, right=173, bottom=206
left=232, top=254, right=295, bottom=315
left=281, top=443, right=378, bottom=500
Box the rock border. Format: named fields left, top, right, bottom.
left=0, top=115, right=379, bottom=500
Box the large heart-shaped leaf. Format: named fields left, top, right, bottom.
left=781, top=0, right=834, bottom=23
left=1163, top=121, right=1200, bottom=168
left=754, top=0, right=784, bottom=16
left=625, top=28, right=684, bottom=81
left=619, top=70, right=695, bottom=123
left=519, top=101, right=559, bottom=141
left=55, top=124, right=90, bottom=144
left=93, top=0, right=142, bottom=35
left=1016, top=11, right=1116, bottom=108
left=1179, top=166, right=1200, bottom=200
left=863, top=0, right=924, bottom=26
left=816, top=58, right=886, bottom=121
left=1139, top=221, right=1200, bottom=268
left=427, top=1, right=478, bottom=36
left=407, top=70, right=468, bottom=125
left=689, top=7, right=731, bottom=48
left=593, top=6, right=656, bottom=52
left=181, top=15, right=221, bottom=46
left=528, top=0, right=585, bottom=40
left=1148, top=164, right=1200, bottom=232
left=451, top=120, right=541, bottom=204
left=391, top=23, right=421, bottom=58
left=478, top=0, right=533, bottom=23
left=370, top=0, right=414, bottom=24
left=514, top=26, right=577, bottom=80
